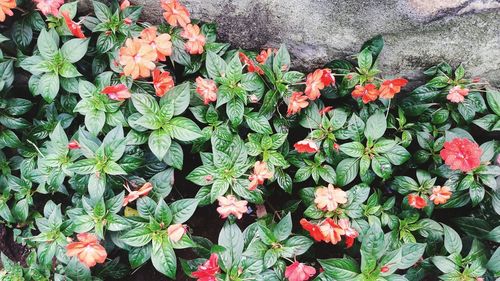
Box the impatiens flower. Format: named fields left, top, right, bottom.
left=0, top=0, right=15, bottom=22
left=152, top=69, right=175, bottom=97
left=378, top=78, right=408, bottom=99
left=61, top=11, right=86, bottom=38
left=351, top=84, right=379, bottom=104
left=314, top=184, right=348, bottom=212
left=407, top=194, right=427, bottom=209
left=429, top=186, right=452, bottom=205
left=161, top=0, right=191, bottom=27
left=101, top=84, right=132, bottom=101
left=123, top=17, right=132, bottom=25
left=287, top=92, right=309, bottom=116
left=192, top=253, right=220, bottom=281
left=319, top=218, right=345, bottom=244
left=216, top=195, right=248, bottom=219
left=256, top=48, right=274, bottom=64
left=255, top=204, right=267, bottom=218
left=305, top=69, right=335, bottom=100
left=248, top=161, right=273, bottom=190
left=167, top=224, right=186, bottom=242
left=497, top=154, right=500, bottom=165
left=181, top=24, right=206, bottom=55
left=34, top=0, right=63, bottom=16
left=66, top=233, right=107, bottom=267
left=195, top=77, right=218, bottom=104
left=285, top=261, right=316, bottom=281
left=300, top=219, right=323, bottom=242
left=68, top=140, right=80, bottom=150
left=294, top=139, right=318, bottom=153
left=381, top=266, right=390, bottom=273
left=319, top=106, right=333, bottom=115
left=140, top=26, right=173, bottom=61
left=446, top=86, right=469, bottom=103
left=119, top=38, right=157, bottom=79
left=440, top=138, right=482, bottom=172
left=239, top=52, right=263, bottom=74
left=338, top=218, right=358, bottom=248
left=120, top=0, right=130, bottom=10
left=123, top=182, right=153, bottom=206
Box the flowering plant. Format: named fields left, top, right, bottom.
left=0, top=1, right=499, bottom=281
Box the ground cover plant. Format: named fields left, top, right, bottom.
left=0, top=0, right=499, bottom=280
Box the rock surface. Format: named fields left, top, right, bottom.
left=87, top=0, right=500, bottom=85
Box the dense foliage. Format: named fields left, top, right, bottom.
left=0, top=0, right=499, bottom=280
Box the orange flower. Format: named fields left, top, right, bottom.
left=66, top=233, right=107, bottom=267
left=287, top=92, right=309, bottom=116
left=256, top=48, right=274, bottom=64
left=351, top=84, right=379, bottom=104
left=119, top=38, right=157, bottom=79
left=195, top=77, right=217, bottom=104
left=294, top=139, right=318, bottom=153
left=101, top=84, right=131, bottom=101
left=429, top=186, right=452, bottom=205
left=167, top=224, right=186, bottom=242
left=314, top=184, right=348, bottom=212
left=248, top=161, right=273, bottom=190
left=378, top=78, right=408, bottom=99
left=152, top=69, right=175, bottom=97
left=140, top=26, right=173, bottom=61
left=407, top=194, right=427, bottom=209
left=161, top=0, right=191, bottom=27
left=305, top=69, right=335, bottom=100
left=34, top=0, right=63, bottom=16
left=319, top=106, right=333, bottom=115
left=119, top=0, right=130, bottom=10
left=216, top=195, right=248, bottom=219
left=239, top=52, right=263, bottom=74
left=61, top=11, right=86, bottom=38
left=446, top=86, right=469, bottom=103
left=0, top=0, right=15, bottom=22
left=123, top=182, right=153, bottom=206
left=181, top=24, right=206, bottom=55
left=319, top=218, right=345, bottom=244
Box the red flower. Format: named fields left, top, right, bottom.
left=305, top=69, right=335, bottom=100
left=294, top=139, right=318, bottom=153
left=319, top=106, right=333, bottom=115
left=152, top=69, right=175, bottom=97
left=195, top=77, right=217, bottom=104
left=123, top=182, right=153, bottom=206
left=101, top=84, right=131, bottom=101
left=380, top=266, right=390, bottom=273
left=66, top=233, right=107, bottom=267
left=256, top=48, right=274, bottom=64
left=119, top=0, right=130, bottom=10
left=440, top=138, right=482, bottom=172
left=378, top=78, right=408, bottom=99
left=192, top=253, right=220, bottom=281
left=300, top=219, right=323, bottom=242
left=407, top=194, right=427, bottom=209
left=287, top=92, right=309, bottom=116
left=285, top=261, right=316, bottom=281
left=239, top=52, right=263, bottom=74
left=351, top=84, right=379, bottom=104
left=68, top=140, right=80, bottom=150
left=61, top=11, right=85, bottom=38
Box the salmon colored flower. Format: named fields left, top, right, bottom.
left=447, top=86, right=469, bottom=103
left=161, top=0, right=190, bottom=27
left=120, top=0, right=130, bottom=10
left=440, top=138, right=482, bottom=172
left=319, top=106, right=333, bottom=115
left=256, top=48, right=274, bottom=64
left=352, top=84, right=379, bottom=104
left=167, top=224, right=186, bottom=242
left=338, top=218, right=358, bottom=248
left=181, top=24, right=206, bottom=55
left=314, top=184, right=348, bottom=212
left=305, top=69, right=335, bottom=100
left=378, top=78, right=408, bottom=99
left=61, top=11, right=86, bottom=38
left=319, top=218, right=345, bottom=244
left=216, top=195, right=248, bottom=219
left=0, top=0, right=15, bottom=22
left=300, top=219, right=323, bottom=242
left=239, top=52, right=263, bottom=74
left=429, top=186, right=452, bottom=205
left=192, top=253, right=220, bottom=281
left=140, top=26, right=173, bottom=61
left=152, top=69, right=175, bottom=97
left=66, top=233, right=107, bottom=267
left=287, top=92, right=309, bottom=116
left=285, top=261, right=316, bottom=281
left=123, top=182, right=153, bottom=206
left=34, top=0, right=63, bottom=16
left=195, top=77, right=217, bottom=104
left=119, top=38, right=157, bottom=79
left=101, top=84, right=131, bottom=101
left=248, top=161, right=273, bottom=190
left=68, top=140, right=80, bottom=150
left=294, top=139, right=318, bottom=153
left=407, top=194, right=427, bottom=209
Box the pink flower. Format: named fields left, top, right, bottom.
left=285, top=261, right=316, bottom=281
left=68, top=140, right=80, bottom=150
left=167, top=224, right=186, bottom=242
left=192, top=253, right=220, bottom=281
left=440, top=138, right=482, bottom=172
left=255, top=204, right=267, bottom=218
left=119, top=0, right=130, bottom=10
left=195, top=77, right=217, bottom=105
left=123, top=182, right=153, bottom=206
left=34, top=0, right=64, bottom=16
left=294, top=139, right=318, bottom=153
left=216, top=195, right=248, bottom=219
left=101, top=84, right=131, bottom=101
left=338, top=218, right=358, bottom=248
left=248, top=161, right=273, bottom=190
left=446, top=86, right=469, bottom=103
left=319, top=106, right=333, bottom=115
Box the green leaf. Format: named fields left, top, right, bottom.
left=319, top=257, right=360, bottom=280
left=132, top=94, right=159, bottom=116
left=273, top=44, right=290, bottom=75
left=246, top=112, right=272, bottom=134
left=170, top=199, right=199, bottom=224
left=206, top=51, right=226, bottom=79
left=226, top=53, right=243, bottom=82
left=226, top=98, right=244, bottom=126
left=155, top=200, right=173, bottom=225
left=357, top=48, right=373, bottom=71
left=92, top=0, right=112, bottom=22
left=210, top=179, right=230, bottom=203
left=371, top=156, right=392, bottom=179
left=37, top=29, right=58, bottom=59
left=469, top=181, right=485, bottom=206
left=442, top=224, right=462, bottom=254
left=360, top=224, right=385, bottom=273
left=61, top=38, right=89, bottom=63
left=129, top=246, right=152, bottom=269
left=37, top=72, right=60, bottom=102
left=161, top=82, right=190, bottom=115
left=59, top=62, right=81, bottom=78
left=364, top=111, right=386, bottom=140
left=122, top=227, right=153, bottom=247
left=398, top=243, right=426, bottom=269
left=148, top=129, right=172, bottom=160
left=85, top=109, right=105, bottom=136
left=88, top=173, right=106, bottom=199
left=151, top=236, right=177, bottom=278
left=283, top=236, right=313, bottom=256
left=273, top=213, right=292, bottom=242
left=169, top=117, right=202, bottom=141
left=431, top=256, right=459, bottom=273
left=360, top=35, right=384, bottom=62
left=218, top=221, right=244, bottom=270
left=340, top=142, right=365, bottom=158
left=486, top=90, right=500, bottom=116
left=336, top=158, right=359, bottom=186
